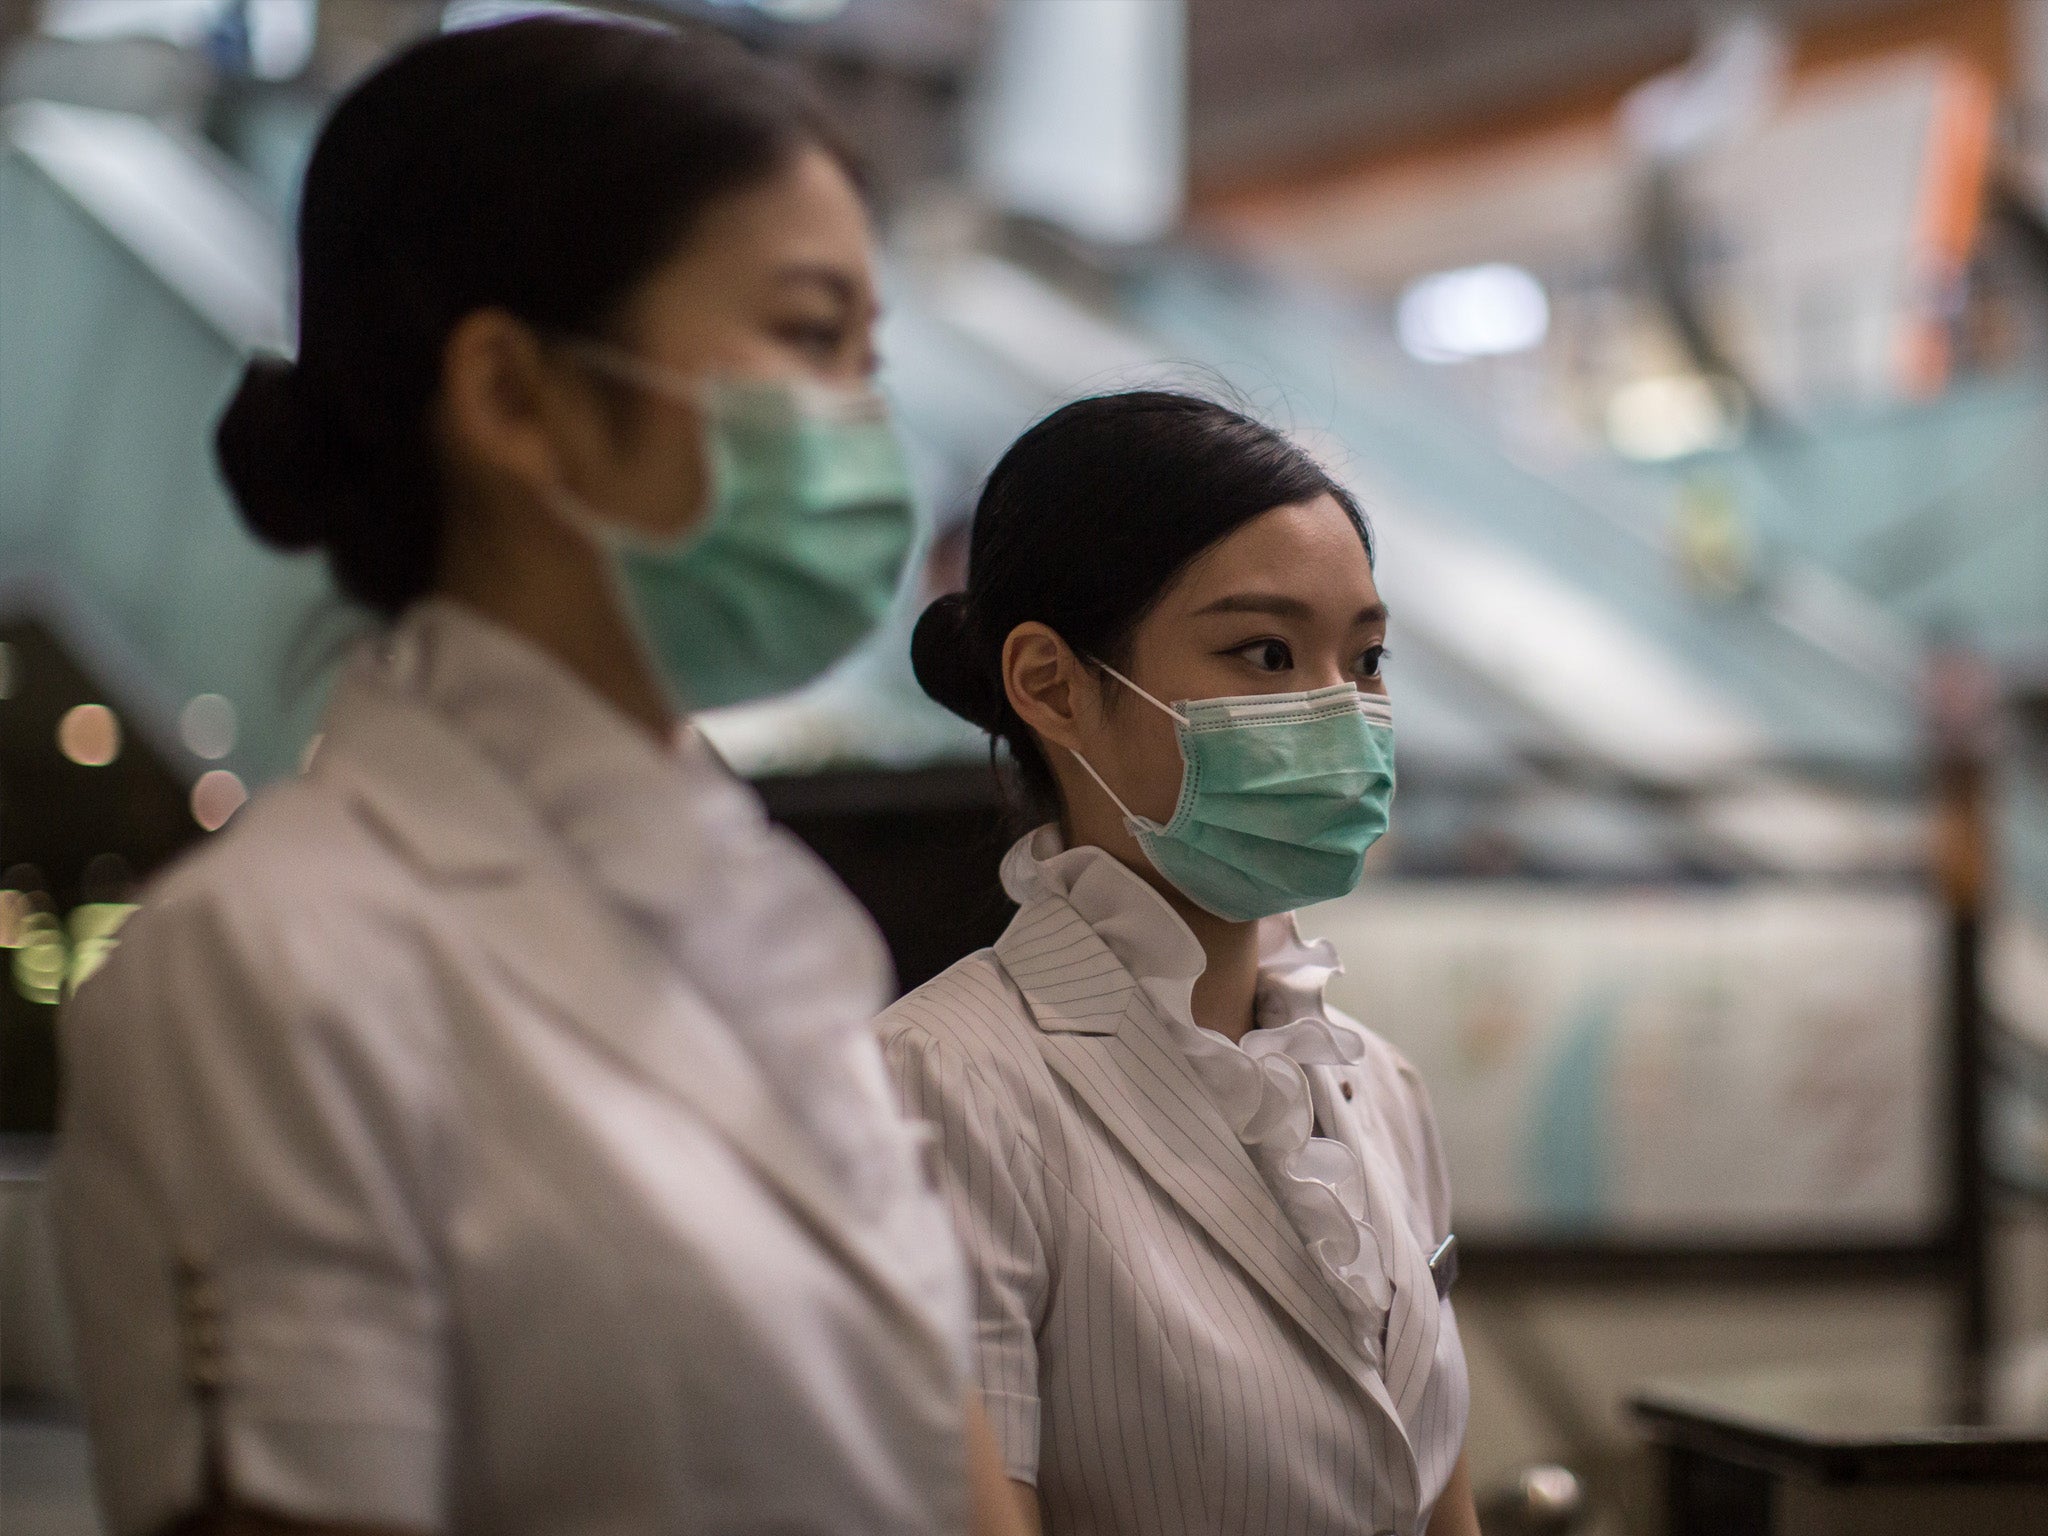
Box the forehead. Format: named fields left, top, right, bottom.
left=635, top=147, right=876, bottom=312
left=1165, top=495, right=1379, bottom=610
left=691, top=148, right=872, bottom=283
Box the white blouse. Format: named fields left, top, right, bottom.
left=1019, top=828, right=1404, bottom=1344
left=880, top=825, right=1469, bottom=1536
left=53, top=600, right=971, bottom=1536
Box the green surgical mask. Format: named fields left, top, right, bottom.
left=557, top=349, right=918, bottom=710
left=1071, top=665, right=1396, bottom=922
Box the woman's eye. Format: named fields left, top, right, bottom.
left=779, top=321, right=846, bottom=358
left=1356, top=644, right=1387, bottom=680
left=1232, top=639, right=1293, bottom=672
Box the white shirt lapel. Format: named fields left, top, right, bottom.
left=999, top=901, right=1385, bottom=1392
left=315, top=660, right=950, bottom=1362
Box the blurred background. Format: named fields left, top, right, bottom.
left=3, top=2, right=2048, bottom=1532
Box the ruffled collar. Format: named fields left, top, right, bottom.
left=1000, top=827, right=1397, bottom=1329
left=998, top=825, right=1345, bottom=1032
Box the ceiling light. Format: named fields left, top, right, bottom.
left=1397, top=263, right=1550, bottom=364
left=1606, top=374, right=1743, bottom=462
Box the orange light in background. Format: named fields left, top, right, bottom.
left=191, top=769, right=248, bottom=831
left=58, top=704, right=121, bottom=766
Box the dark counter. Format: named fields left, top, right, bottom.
left=1632, top=1361, right=2048, bottom=1536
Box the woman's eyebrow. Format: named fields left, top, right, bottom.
left=775, top=263, right=877, bottom=316
left=1192, top=593, right=1389, bottom=625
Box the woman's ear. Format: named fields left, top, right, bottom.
left=1003, top=622, right=1097, bottom=754
left=438, top=308, right=585, bottom=504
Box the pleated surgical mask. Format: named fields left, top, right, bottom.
left=555, top=347, right=918, bottom=710
left=1070, top=664, right=1395, bottom=922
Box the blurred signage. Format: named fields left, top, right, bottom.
left=1306, top=883, right=1942, bottom=1243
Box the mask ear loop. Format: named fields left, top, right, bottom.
left=567, top=340, right=889, bottom=426
left=563, top=340, right=703, bottom=410
left=1065, top=659, right=1188, bottom=823
left=550, top=343, right=722, bottom=557
left=1089, top=659, right=1191, bottom=726
left=536, top=344, right=676, bottom=551
left=1067, top=747, right=1140, bottom=822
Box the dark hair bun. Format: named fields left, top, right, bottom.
left=214, top=355, right=336, bottom=553
left=912, top=592, right=1007, bottom=732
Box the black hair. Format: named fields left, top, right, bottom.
left=912, top=390, right=1373, bottom=820
left=215, top=14, right=853, bottom=616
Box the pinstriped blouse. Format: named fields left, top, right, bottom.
left=879, top=830, right=1468, bottom=1536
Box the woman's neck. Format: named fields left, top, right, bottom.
left=437, top=492, right=679, bottom=746
left=1058, top=804, right=1267, bottom=1044
left=1180, top=899, right=1265, bottom=1045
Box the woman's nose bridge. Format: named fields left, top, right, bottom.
left=1306, top=652, right=1351, bottom=690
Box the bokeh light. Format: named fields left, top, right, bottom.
left=179, top=693, right=237, bottom=760
left=57, top=703, right=121, bottom=766
left=191, top=769, right=248, bottom=831
left=68, top=903, right=139, bottom=995
left=1396, top=263, right=1550, bottom=363
left=13, top=937, right=67, bottom=1006
left=0, top=890, right=32, bottom=948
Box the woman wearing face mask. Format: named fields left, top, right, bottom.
left=51, top=17, right=1023, bottom=1536
left=881, top=392, right=1480, bottom=1536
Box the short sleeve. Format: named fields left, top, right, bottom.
left=880, top=1023, right=1048, bottom=1485
left=50, top=888, right=449, bottom=1536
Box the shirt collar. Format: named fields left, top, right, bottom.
left=383, top=598, right=760, bottom=945
left=376, top=598, right=903, bottom=1204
